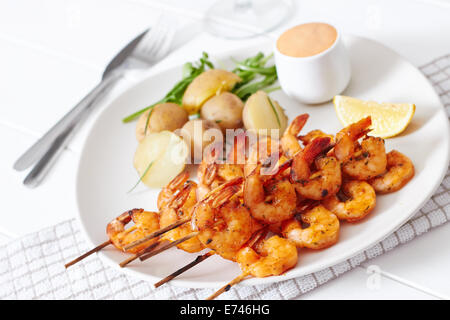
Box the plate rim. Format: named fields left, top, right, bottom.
left=75, top=34, right=450, bottom=289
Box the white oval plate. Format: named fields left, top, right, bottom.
left=76, top=35, right=449, bottom=289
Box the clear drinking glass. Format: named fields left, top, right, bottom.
left=203, top=0, right=292, bottom=39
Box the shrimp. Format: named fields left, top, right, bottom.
left=368, top=150, right=415, bottom=194
left=197, top=145, right=221, bottom=191
left=334, top=117, right=387, bottom=180
left=159, top=177, right=205, bottom=253
left=197, top=146, right=223, bottom=200
left=281, top=114, right=309, bottom=158
left=291, top=136, right=342, bottom=200
left=281, top=205, right=339, bottom=250
left=197, top=139, right=245, bottom=198
left=217, top=134, right=246, bottom=181
left=236, top=235, right=298, bottom=278
left=322, top=180, right=376, bottom=222
left=106, top=209, right=160, bottom=253
left=244, top=135, right=283, bottom=177
left=244, top=161, right=297, bottom=224
left=265, top=199, right=315, bottom=235
left=193, top=178, right=258, bottom=261
left=342, top=136, right=387, bottom=180
left=299, top=129, right=334, bottom=146
left=206, top=232, right=297, bottom=300
left=157, top=171, right=190, bottom=210
left=334, top=116, right=372, bottom=162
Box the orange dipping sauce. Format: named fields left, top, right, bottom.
left=276, top=22, right=338, bottom=58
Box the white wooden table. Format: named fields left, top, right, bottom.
left=1, top=0, right=450, bottom=300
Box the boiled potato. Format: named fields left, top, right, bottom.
left=200, top=92, right=244, bottom=131
left=178, top=119, right=222, bottom=162
left=243, top=91, right=288, bottom=138
left=182, top=69, right=241, bottom=115
left=133, top=131, right=189, bottom=188
left=136, top=103, right=188, bottom=142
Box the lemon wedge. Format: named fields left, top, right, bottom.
left=333, top=95, right=415, bottom=138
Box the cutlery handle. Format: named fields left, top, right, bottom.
left=13, top=74, right=119, bottom=171
left=23, top=122, right=79, bottom=188
left=22, top=74, right=120, bottom=188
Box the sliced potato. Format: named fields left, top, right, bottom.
left=133, top=131, right=189, bottom=188
left=182, top=69, right=241, bottom=115
left=242, top=91, right=288, bottom=138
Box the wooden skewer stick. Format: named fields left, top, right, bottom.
left=64, top=240, right=112, bottom=269
left=123, top=225, right=137, bottom=234
left=139, top=232, right=199, bottom=262
left=153, top=226, right=267, bottom=288
left=205, top=227, right=268, bottom=300
left=65, top=211, right=141, bottom=268
left=152, top=216, right=251, bottom=287
left=154, top=251, right=216, bottom=288
left=123, top=216, right=191, bottom=252
left=206, top=273, right=249, bottom=300
left=65, top=221, right=139, bottom=268
left=119, top=241, right=161, bottom=268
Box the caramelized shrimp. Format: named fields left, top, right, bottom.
left=193, top=178, right=257, bottom=260
left=334, top=117, right=387, bottom=180
left=217, top=135, right=246, bottom=181
left=291, top=137, right=342, bottom=200
left=299, top=129, right=334, bottom=146
left=157, top=171, right=190, bottom=210
left=106, top=209, right=160, bottom=253
left=281, top=205, right=339, bottom=250
left=342, top=136, right=387, bottom=180
left=368, top=150, right=414, bottom=194
left=197, top=145, right=221, bottom=192
left=197, top=140, right=245, bottom=199
left=334, top=116, right=372, bottom=162
left=322, top=180, right=376, bottom=222
left=281, top=114, right=309, bottom=158
left=159, top=179, right=205, bottom=253
left=244, top=162, right=297, bottom=224
left=244, top=135, right=282, bottom=177
left=236, top=235, right=298, bottom=277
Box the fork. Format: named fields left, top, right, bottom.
left=14, top=17, right=176, bottom=188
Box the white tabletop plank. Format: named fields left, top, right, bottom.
left=300, top=266, right=438, bottom=300
left=0, top=39, right=98, bottom=136
left=360, top=221, right=450, bottom=299
left=0, top=0, right=165, bottom=68
left=0, top=124, right=78, bottom=236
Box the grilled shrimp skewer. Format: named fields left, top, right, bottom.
left=124, top=176, right=255, bottom=266
left=122, top=172, right=198, bottom=253
left=193, top=177, right=259, bottom=261
left=207, top=234, right=297, bottom=300
left=244, top=161, right=297, bottom=224
left=65, top=208, right=159, bottom=268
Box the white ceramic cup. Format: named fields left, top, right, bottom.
left=274, top=23, right=351, bottom=104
